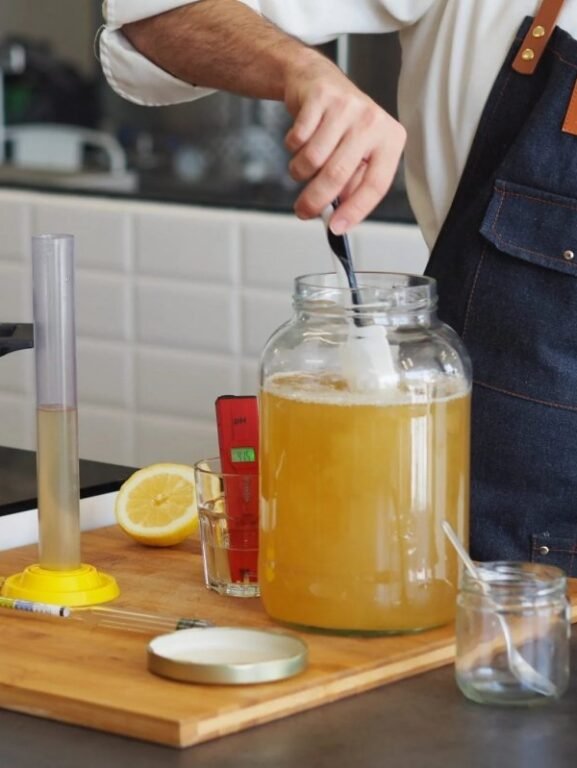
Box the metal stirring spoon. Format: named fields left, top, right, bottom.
left=442, top=521, right=558, bottom=698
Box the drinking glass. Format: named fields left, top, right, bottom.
left=194, top=458, right=259, bottom=598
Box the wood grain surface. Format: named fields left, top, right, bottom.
left=0, top=526, right=574, bottom=748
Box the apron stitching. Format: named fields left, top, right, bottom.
left=532, top=544, right=577, bottom=554
left=462, top=244, right=487, bottom=340
left=489, top=188, right=577, bottom=262
left=475, top=379, right=577, bottom=412
left=489, top=185, right=507, bottom=240
left=493, top=233, right=577, bottom=265
left=496, top=188, right=577, bottom=214
left=551, top=48, right=577, bottom=70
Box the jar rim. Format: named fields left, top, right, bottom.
left=294, top=272, right=437, bottom=314
left=461, top=561, right=567, bottom=598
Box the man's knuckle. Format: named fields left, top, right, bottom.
left=392, top=121, right=407, bottom=148
left=296, top=198, right=318, bottom=218
left=325, top=161, right=349, bottom=185
left=285, top=132, right=300, bottom=150
left=356, top=104, right=380, bottom=129
left=346, top=197, right=367, bottom=218
left=363, top=177, right=385, bottom=199
left=289, top=161, right=311, bottom=182
left=300, top=145, right=325, bottom=171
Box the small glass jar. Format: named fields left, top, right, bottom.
left=456, top=562, right=570, bottom=706
left=259, top=272, right=472, bottom=634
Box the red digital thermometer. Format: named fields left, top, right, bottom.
left=215, top=395, right=259, bottom=584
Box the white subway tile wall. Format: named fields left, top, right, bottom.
left=76, top=271, right=133, bottom=340
left=0, top=393, right=35, bottom=450
left=0, top=189, right=429, bottom=468
left=33, top=201, right=132, bottom=273
left=135, top=207, right=239, bottom=283
left=135, top=278, right=236, bottom=353
left=0, top=262, right=32, bottom=319
left=0, top=200, right=30, bottom=261
left=0, top=348, right=34, bottom=395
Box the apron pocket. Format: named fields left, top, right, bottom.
left=465, top=178, right=577, bottom=408
left=532, top=531, right=577, bottom=576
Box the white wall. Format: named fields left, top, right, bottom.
left=0, top=189, right=429, bottom=468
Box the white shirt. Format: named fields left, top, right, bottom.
left=100, top=0, right=577, bottom=248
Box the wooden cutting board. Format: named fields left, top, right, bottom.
left=0, top=526, right=574, bottom=749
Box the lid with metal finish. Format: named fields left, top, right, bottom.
left=147, top=627, right=308, bottom=685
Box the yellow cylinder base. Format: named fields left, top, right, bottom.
left=1, top=563, right=119, bottom=606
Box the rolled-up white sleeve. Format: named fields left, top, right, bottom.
left=100, top=0, right=216, bottom=105
left=99, top=0, right=435, bottom=106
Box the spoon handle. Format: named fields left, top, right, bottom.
left=441, top=521, right=481, bottom=581
left=321, top=201, right=367, bottom=327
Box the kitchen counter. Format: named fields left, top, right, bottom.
left=1, top=641, right=576, bottom=768
left=0, top=174, right=415, bottom=224
left=0, top=449, right=575, bottom=767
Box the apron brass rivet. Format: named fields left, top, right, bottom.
left=532, top=25, right=546, bottom=38
left=538, top=546, right=550, bottom=556
left=521, top=48, right=535, bottom=61
left=563, top=250, right=575, bottom=261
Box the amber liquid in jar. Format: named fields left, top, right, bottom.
left=259, top=372, right=470, bottom=633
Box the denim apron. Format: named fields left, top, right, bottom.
left=425, top=6, right=577, bottom=573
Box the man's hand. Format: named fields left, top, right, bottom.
left=283, top=51, right=406, bottom=233
left=121, top=0, right=405, bottom=232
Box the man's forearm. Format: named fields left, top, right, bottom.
left=123, top=0, right=320, bottom=101
left=120, top=0, right=406, bottom=232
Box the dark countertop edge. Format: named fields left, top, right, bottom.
left=0, top=446, right=135, bottom=518
left=0, top=479, right=129, bottom=517
left=0, top=179, right=416, bottom=225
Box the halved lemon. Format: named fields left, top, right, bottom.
left=115, top=463, right=198, bottom=547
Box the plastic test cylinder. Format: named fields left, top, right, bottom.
left=32, top=234, right=81, bottom=571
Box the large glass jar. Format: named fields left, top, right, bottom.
left=258, top=272, right=472, bottom=634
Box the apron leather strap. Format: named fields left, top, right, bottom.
left=562, top=83, right=577, bottom=135
left=512, top=0, right=565, bottom=75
